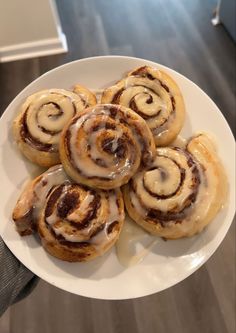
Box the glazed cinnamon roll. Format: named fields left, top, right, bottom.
left=13, top=88, right=97, bottom=167
left=38, top=184, right=124, bottom=262
left=12, top=165, right=70, bottom=236
left=101, top=66, right=185, bottom=146
left=123, top=133, right=228, bottom=239
left=60, top=104, right=156, bottom=189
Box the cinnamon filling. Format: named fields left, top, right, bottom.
left=20, top=100, right=76, bottom=152
left=57, top=190, right=80, bottom=219
left=68, top=194, right=100, bottom=231
left=110, top=69, right=176, bottom=134
left=37, top=125, right=61, bottom=136
left=44, top=185, right=104, bottom=244
left=143, top=163, right=186, bottom=200
left=111, top=90, right=124, bottom=103
left=102, top=137, right=126, bottom=158
left=45, top=184, right=102, bottom=231
left=107, top=221, right=119, bottom=234
left=131, top=66, right=151, bottom=77
left=129, top=94, right=161, bottom=120
left=53, top=232, right=90, bottom=248
left=105, top=105, right=120, bottom=118
left=45, top=185, right=64, bottom=218
left=65, top=108, right=146, bottom=180
left=20, top=111, right=53, bottom=152
left=131, top=153, right=201, bottom=225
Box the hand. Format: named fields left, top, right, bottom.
left=0, top=237, right=38, bottom=316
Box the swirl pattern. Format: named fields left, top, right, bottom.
left=60, top=104, right=156, bottom=189
left=38, top=184, right=124, bottom=261
left=13, top=87, right=97, bottom=167
left=123, top=134, right=227, bottom=239
left=12, top=165, right=70, bottom=236
left=102, top=66, right=185, bottom=146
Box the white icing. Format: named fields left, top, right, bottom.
left=46, top=187, right=123, bottom=247
left=14, top=165, right=69, bottom=234
left=53, top=223, right=90, bottom=242
left=130, top=190, right=146, bottom=216
left=120, top=86, right=167, bottom=118
left=34, top=165, right=67, bottom=200
left=25, top=90, right=82, bottom=146
left=128, top=134, right=227, bottom=235
left=30, top=165, right=69, bottom=219
left=90, top=191, right=123, bottom=248
left=69, top=107, right=134, bottom=180
left=143, top=157, right=181, bottom=196
left=120, top=76, right=171, bottom=129
left=89, top=130, right=108, bottom=163
left=135, top=148, right=196, bottom=212
left=116, top=216, right=158, bottom=267
left=15, top=180, right=36, bottom=217
left=107, top=192, right=120, bottom=224
left=46, top=188, right=96, bottom=242
left=111, top=127, right=123, bottom=152
left=46, top=210, right=59, bottom=226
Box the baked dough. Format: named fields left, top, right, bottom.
left=13, top=164, right=125, bottom=262
left=13, top=87, right=97, bottom=167
left=12, top=165, right=69, bottom=235
left=102, top=66, right=185, bottom=146
left=38, top=184, right=124, bottom=262
left=123, top=133, right=228, bottom=239
left=60, top=103, right=156, bottom=189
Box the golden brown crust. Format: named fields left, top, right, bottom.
left=12, top=122, right=60, bottom=167
left=12, top=177, right=42, bottom=235
left=102, top=65, right=185, bottom=146
left=73, top=83, right=97, bottom=106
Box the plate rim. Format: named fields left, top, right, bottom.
left=0, top=55, right=235, bottom=300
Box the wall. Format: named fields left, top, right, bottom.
left=0, top=0, right=67, bottom=62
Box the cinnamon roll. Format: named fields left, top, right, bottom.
left=12, top=165, right=70, bottom=236
left=60, top=104, right=156, bottom=189
left=101, top=66, right=185, bottom=146
left=13, top=88, right=97, bottom=167
left=123, top=133, right=228, bottom=239
left=38, top=184, right=125, bottom=262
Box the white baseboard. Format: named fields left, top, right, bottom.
left=0, top=31, right=68, bottom=63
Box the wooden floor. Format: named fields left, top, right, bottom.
left=0, top=0, right=235, bottom=332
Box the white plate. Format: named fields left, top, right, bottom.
left=0, top=56, right=235, bottom=300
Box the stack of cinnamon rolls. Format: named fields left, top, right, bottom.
left=12, top=66, right=227, bottom=262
